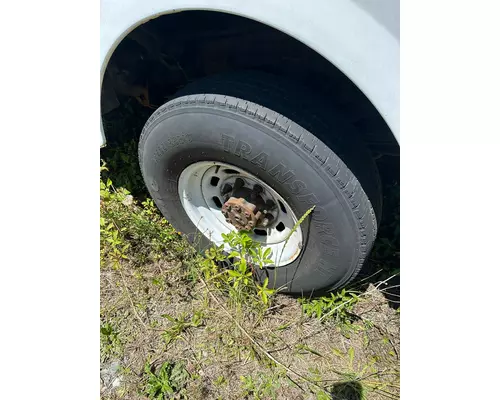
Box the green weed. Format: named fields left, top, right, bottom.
left=212, top=375, right=227, bottom=387
left=143, top=361, right=190, bottom=399
left=100, top=321, right=122, bottom=361
left=240, top=372, right=282, bottom=400
left=161, top=311, right=204, bottom=345
left=197, top=230, right=277, bottom=312
left=100, top=160, right=187, bottom=268
left=101, top=139, right=146, bottom=197
left=315, top=390, right=332, bottom=400
left=299, top=289, right=360, bottom=325
left=197, top=206, right=315, bottom=313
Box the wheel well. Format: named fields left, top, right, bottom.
left=101, top=10, right=399, bottom=158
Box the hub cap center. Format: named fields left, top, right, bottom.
left=220, top=178, right=275, bottom=231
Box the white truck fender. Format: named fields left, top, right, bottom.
left=100, top=0, right=399, bottom=146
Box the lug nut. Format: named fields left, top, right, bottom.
left=261, top=213, right=274, bottom=227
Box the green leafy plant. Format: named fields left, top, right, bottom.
left=222, top=231, right=266, bottom=295
left=299, top=289, right=360, bottom=325
left=143, top=361, right=189, bottom=399
left=316, top=390, right=333, bottom=400
left=256, top=278, right=274, bottom=306
left=196, top=230, right=277, bottom=311
left=100, top=138, right=147, bottom=197
left=240, top=373, right=281, bottom=400
left=100, top=161, right=185, bottom=269
left=161, top=311, right=204, bottom=345
left=100, top=321, right=122, bottom=361
left=213, top=375, right=227, bottom=387
left=195, top=207, right=316, bottom=313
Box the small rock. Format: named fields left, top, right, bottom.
left=100, top=360, right=123, bottom=391
left=122, top=195, right=133, bottom=207
left=112, top=376, right=122, bottom=388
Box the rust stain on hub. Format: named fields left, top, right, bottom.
left=221, top=197, right=262, bottom=231
left=220, top=177, right=276, bottom=231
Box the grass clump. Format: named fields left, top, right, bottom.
left=100, top=321, right=123, bottom=361
left=161, top=311, right=204, bottom=346
left=143, top=360, right=190, bottom=399
left=299, top=289, right=361, bottom=332
left=198, top=230, right=277, bottom=314
left=239, top=371, right=283, bottom=400
left=100, top=161, right=187, bottom=269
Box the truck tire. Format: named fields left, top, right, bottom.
left=139, top=72, right=382, bottom=294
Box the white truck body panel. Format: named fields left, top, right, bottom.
left=100, top=0, right=400, bottom=146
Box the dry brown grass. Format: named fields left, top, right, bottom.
left=100, top=256, right=399, bottom=400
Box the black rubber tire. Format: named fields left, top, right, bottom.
left=139, top=72, right=381, bottom=294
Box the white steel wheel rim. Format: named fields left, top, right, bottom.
left=178, top=161, right=303, bottom=266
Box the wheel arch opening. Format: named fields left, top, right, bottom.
left=101, top=9, right=399, bottom=162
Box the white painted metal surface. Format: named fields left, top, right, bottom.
left=100, top=0, right=400, bottom=146
left=178, top=162, right=303, bottom=266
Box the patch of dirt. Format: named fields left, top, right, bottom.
left=100, top=259, right=400, bottom=400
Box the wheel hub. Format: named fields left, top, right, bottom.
left=221, top=178, right=275, bottom=231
